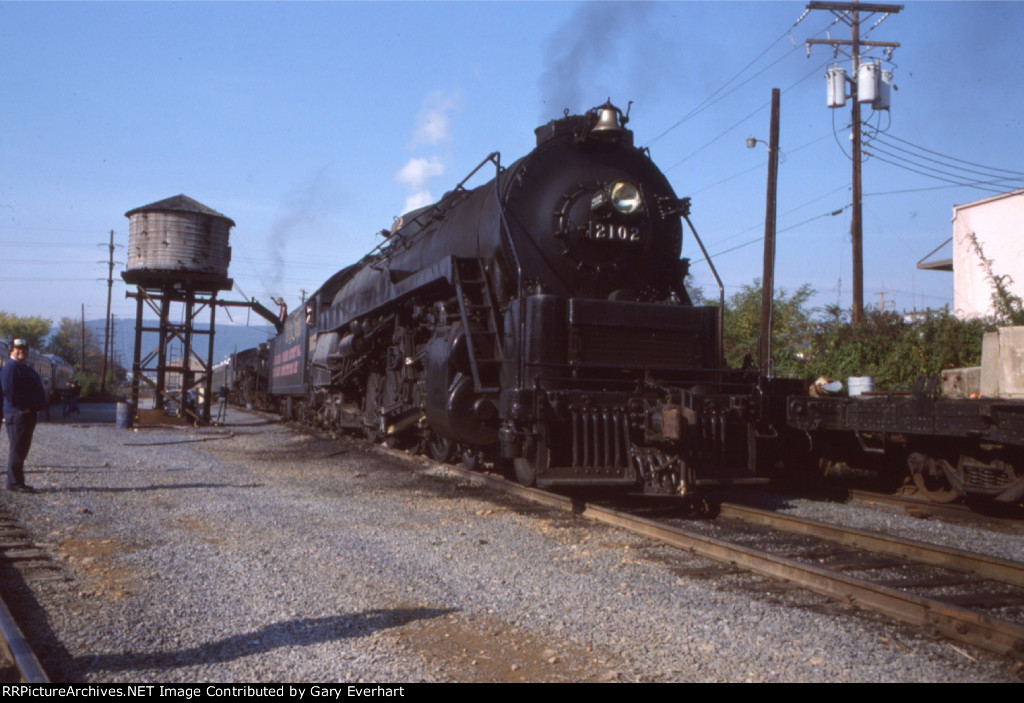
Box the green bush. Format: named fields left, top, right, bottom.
left=805, top=307, right=992, bottom=390
left=721, top=280, right=815, bottom=378
left=721, top=280, right=996, bottom=391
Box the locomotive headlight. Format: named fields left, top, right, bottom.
left=590, top=181, right=643, bottom=217
left=610, top=181, right=642, bottom=214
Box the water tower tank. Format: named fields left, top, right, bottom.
left=122, top=194, right=234, bottom=290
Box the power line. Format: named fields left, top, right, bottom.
left=664, top=59, right=830, bottom=173
left=879, top=131, right=1024, bottom=178
left=691, top=203, right=850, bottom=265
left=690, top=131, right=833, bottom=197
left=646, top=41, right=795, bottom=148
left=646, top=11, right=842, bottom=148
left=863, top=149, right=1011, bottom=195
left=707, top=183, right=849, bottom=249
left=868, top=135, right=1024, bottom=184
left=864, top=182, right=1001, bottom=196
left=0, top=241, right=98, bottom=248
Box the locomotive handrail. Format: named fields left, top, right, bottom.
left=376, top=151, right=507, bottom=260
left=371, top=149, right=525, bottom=387
left=487, top=152, right=527, bottom=388
left=682, top=214, right=725, bottom=371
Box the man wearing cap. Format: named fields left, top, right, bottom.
left=1, top=340, right=47, bottom=492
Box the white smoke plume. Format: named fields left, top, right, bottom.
left=395, top=156, right=446, bottom=212
left=411, top=90, right=461, bottom=147
left=394, top=90, right=461, bottom=215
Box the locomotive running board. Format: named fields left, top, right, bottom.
left=538, top=477, right=638, bottom=488
left=693, top=477, right=771, bottom=486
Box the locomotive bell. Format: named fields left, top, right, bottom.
left=590, top=103, right=625, bottom=141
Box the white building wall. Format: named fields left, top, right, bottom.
left=952, top=189, right=1024, bottom=318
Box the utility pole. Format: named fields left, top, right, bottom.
left=805, top=1, right=902, bottom=324
left=101, top=229, right=115, bottom=394
left=875, top=287, right=895, bottom=312
left=80, top=304, right=86, bottom=372
left=759, top=89, right=781, bottom=378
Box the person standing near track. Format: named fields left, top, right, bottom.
left=216, top=383, right=229, bottom=423
left=1, top=339, right=47, bottom=493
left=64, top=377, right=81, bottom=416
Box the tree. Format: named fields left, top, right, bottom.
left=722, top=280, right=815, bottom=378
left=683, top=275, right=706, bottom=305
left=0, top=311, right=52, bottom=348
left=46, top=317, right=103, bottom=371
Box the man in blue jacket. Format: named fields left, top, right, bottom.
left=1, top=339, right=47, bottom=492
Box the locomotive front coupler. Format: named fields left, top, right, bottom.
left=639, top=387, right=755, bottom=444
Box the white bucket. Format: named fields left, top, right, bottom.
left=848, top=376, right=875, bottom=396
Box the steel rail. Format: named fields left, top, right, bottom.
left=716, top=502, right=1024, bottom=588
left=846, top=489, right=1024, bottom=530
left=0, top=590, right=49, bottom=683
left=448, top=466, right=1024, bottom=661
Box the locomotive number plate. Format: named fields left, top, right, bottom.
left=586, top=222, right=641, bottom=243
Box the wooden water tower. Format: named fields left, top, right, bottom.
left=122, top=195, right=234, bottom=424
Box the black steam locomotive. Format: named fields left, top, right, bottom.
left=260, top=102, right=790, bottom=494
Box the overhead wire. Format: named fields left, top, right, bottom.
left=690, top=131, right=832, bottom=196
left=690, top=205, right=849, bottom=265
left=665, top=58, right=831, bottom=173
left=690, top=188, right=851, bottom=265
left=830, top=109, right=853, bottom=162
left=879, top=132, right=1024, bottom=178
left=645, top=10, right=842, bottom=149
left=862, top=149, right=1014, bottom=195
left=864, top=182, right=999, bottom=196
left=865, top=136, right=1024, bottom=191
left=705, top=181, right=849, bottom=249
left=645, top=43, right=795, bottom=148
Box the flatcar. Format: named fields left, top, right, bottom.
left=787, top=343, right=1024, bottom=505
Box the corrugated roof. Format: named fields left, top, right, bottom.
left=124, top=194, right=235, bottom=226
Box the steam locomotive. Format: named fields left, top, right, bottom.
left=253, top=102, right=791, bottom=495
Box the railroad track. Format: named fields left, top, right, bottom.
left=0, top=511, right=51, bottom=683
left=846, top=489, right=1024, bottom=530
left=445, top=464, right=1024, bottom=663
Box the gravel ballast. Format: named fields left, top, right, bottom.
left=1, top=406, right=1021, bottom=682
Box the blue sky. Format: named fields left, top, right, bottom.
left=3, top=1, right=1023, bottom=337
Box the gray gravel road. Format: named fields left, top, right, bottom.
left=1, top=407, right=1021, bottom=682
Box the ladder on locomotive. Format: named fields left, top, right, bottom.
left=453, top=258, right=503, bottom=393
